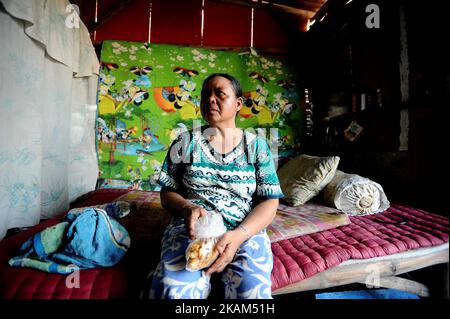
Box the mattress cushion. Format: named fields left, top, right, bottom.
left=270, top=203, right=449, bottom=290
left=267, top=202, right=350, bottom=242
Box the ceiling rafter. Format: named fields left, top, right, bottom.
left=264, top=0, right=324, bottom=12
left=209, top=0, right=322, bottom=19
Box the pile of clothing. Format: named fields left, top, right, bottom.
left=9, top=205, right=131, bottom=274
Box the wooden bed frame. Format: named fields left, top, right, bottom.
left=272, top=243, right=449, bottom=298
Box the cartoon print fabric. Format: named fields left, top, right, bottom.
left=97, top=41, right=304, bottom=190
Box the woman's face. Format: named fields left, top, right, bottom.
left=200, top=76, right=242, bottom=126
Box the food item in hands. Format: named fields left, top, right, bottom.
left=186, top=238, right=219, bottom=271
left=185, top=211, right=225, bottom=271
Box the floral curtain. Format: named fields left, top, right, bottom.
left=0, top=0, right=99, bottom=240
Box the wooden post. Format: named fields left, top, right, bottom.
left=399, top=2, right=409, bottom=151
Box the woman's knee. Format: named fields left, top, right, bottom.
left=150, top=263, right=212, bottom=299
left=222, top=267, right=272, bottom=299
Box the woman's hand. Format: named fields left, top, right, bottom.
left=205, top=229, right=247, bottom=275
left=182, top=204, right=208, bottom=240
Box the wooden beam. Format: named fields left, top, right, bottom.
left=270, top=0, right=324, bottom=12
left=209, top=0, right=317, bottom=18
left=272, top=245, right=449, bottom=295
left=272, top=3, right=315, bottom=19
left=87, top=0, right=134, bottom=32
left=311, top=0, right=343, bottom=22
left=356, top=276, right=430, bottom=297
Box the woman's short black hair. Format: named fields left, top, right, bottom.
left=201, top=73, right=243, bottom=98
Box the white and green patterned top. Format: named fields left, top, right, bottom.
left=158, top=126, right=284, bottom=230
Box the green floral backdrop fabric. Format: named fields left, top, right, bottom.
left=97, top=40, right=304, bottom=190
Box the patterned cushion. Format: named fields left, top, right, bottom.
left=267, top=202, right=350, bottom=242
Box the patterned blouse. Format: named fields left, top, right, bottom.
left=158, top=126, right=284, bottom=230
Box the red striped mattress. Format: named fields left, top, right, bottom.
left=271, top=203, right=449, bottom=290
left=0, top=189, right=448, bottom=298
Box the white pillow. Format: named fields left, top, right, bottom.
left=323, top=170, right=390, bottom=216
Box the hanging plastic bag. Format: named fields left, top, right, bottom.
left=185, top=211, right=227, bottom=271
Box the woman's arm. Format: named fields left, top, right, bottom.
left=238, top=198, right=279, bottom=238
left=205, top=198, right=278, bottom=275
left=160, top=190, right=194, bottom=218
left=160, top=190, right=207, bottom=239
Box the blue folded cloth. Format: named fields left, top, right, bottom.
left=9, top=208, right=130, bottom=274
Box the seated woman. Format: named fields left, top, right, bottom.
left=148, top=73, right=283, bottom=299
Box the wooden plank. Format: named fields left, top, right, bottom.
left=357, top=276, right=430, bottom=297
left=272, top=247, right=449, bottom=295
left=87, top=0, right=134, bottom=32
left=209, top=0, right=316, bottom=18
left=272, top=3, right=315, bottom=18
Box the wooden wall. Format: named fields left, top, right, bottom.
left=76, top=0, right=290, bottom=52
left=297, top=0, right=449, bottom=216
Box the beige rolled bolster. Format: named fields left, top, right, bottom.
left=323, top=170, right=390, bottom=216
